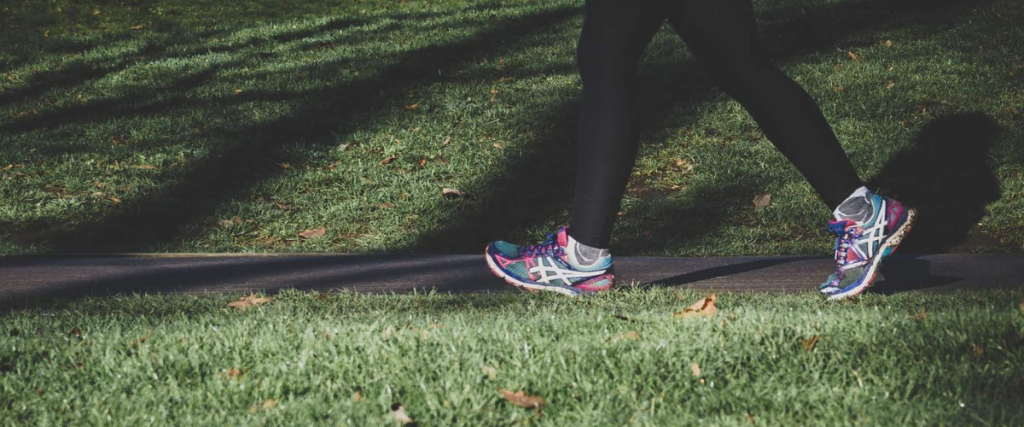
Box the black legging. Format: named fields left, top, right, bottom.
left=568, top=0, right=864, bottom=248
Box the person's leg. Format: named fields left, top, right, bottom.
left=567, top=0, right=669, bottom=250
left=666, top=0, right=863, bottom=211
left=667, top=0, right=915, bottom=300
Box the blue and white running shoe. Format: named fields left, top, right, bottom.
left=819, top=194, right=916, bottom=300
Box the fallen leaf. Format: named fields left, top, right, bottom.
left=752, top=193, right=772, bottom=208
left=380, top=154, right=397, bottom=165
left=612, top=330, right=640, bottom=343
left=228, top=293, right=273, bottom=309
left=499, top=389, right=545, bottom=409
left=1019, top=301, right=1024, bottom=312
left=391, top=403, right=414, bottom=424
left=884, top=39, right=892, bottom=48
left=278, top=162, right=291, bottom=169
left=93, top=8, right=102, bottom=16
left=352, top=390, right=364, bottom=402
left=441, top=137, right=451, bottom=147
left=972, top=343, right=984, bottom=358
left=383, top=325, right=395, bottom=340
left=131, top=24, right=145, bottom=30
left=273, top=201, right=290, bottom=211
left=690, top=362, right=701, bottom=377
left=492, top=143, right=503, bottom=150
left=218, top=219, right=235, bottom=228
left=674, top=294, right=717, bottom=318
left=418, top=158, right=427, bottom=167
left=129, top=329, right=152, bottom=346
left=261, top=399, right=278, bottom=411
left=847, top=51, right=859, bottom=62
left=233, top=88, right=243, bottom=95
left=337, top=143, right=350, bottom=151
left=403, top=102, right=420, bottom=111
left=801, top=335, right=820, bottom=352
left=69, top=326, right=81, bottom=337
left=908, top=307, right=927, bottom=321
left=442, top=187, right=467, bottom=199
left=482, top=366, right=497, bottom=380
left=44, top=29, right=50, bottom=37
left=886, top=81, right=895, bottom=89
left=299, top=228, right=326, bottom=239
left=225, top=367, right=241, bottom=378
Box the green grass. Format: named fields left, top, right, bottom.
left=1, top=289, right=1022, bottom=426
left=2, top=0, right=1024, bottom=256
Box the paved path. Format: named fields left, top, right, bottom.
left=1, top=253, right=1021, bottom=300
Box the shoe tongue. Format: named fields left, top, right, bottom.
left=557, top=226, right=569, bottom=248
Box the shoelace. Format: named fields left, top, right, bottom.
left=831, top=225, right=860, bottom=268
left=521, top=232, right=565, bottom=258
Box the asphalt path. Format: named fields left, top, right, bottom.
left=1, top=253, right=1022, bottom=301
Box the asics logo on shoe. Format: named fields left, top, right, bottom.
left=530, top=257, right=607, bottom=286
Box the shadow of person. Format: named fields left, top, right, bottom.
left=870, top=112, right=1002, bottom=253
left=869, top=112, right=1002, bottom=292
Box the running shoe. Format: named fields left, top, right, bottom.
left=819, top=194, right=916, bottom=300
left=485, top=226, right=614, bottom=297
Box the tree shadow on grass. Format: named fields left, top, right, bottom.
left=0, top=0, right=1003, bottom=263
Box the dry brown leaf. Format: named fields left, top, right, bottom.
left=129, top=329, right=152, bottom=346
left=886, top=81, right=896, bottom=89
left=299, top=228, right=326, bottom=239
left=273, top=201, right=290, bottom=211
left=752, top=193, right=772, bottom=208
left=418, top=158, right=427, bottom=167
left=482, top=366, right=497, bottom=380
left=884, top=39, right=892, bottom=48
left=337, top=143, right=350, bottom=151
left=92, top=8, right=102, bottom=16
left=233, top=88, right=243, bottom=95
left=674, top=294, right=717, bottom=318
left=69, top=326, right=81, bottom=337
left=262, top=399, right=278, bottom=411
left=908, top=308, right=927, bottom=321
left=352, top=390, right=364, bottom=402
left=391, top=403, right=414, bottom=424
left=801, top=335, right=820, bottom=352
left=612, top=330, right=640, bottom=343
left=403, top=102, right=420, bottom=111
left=131, top=24, right=145, bottom=30
left=278, top=162, right=291, bottom=169
left=1019, top=301, right=1024, bottom=312
left=847, top=51, right=859, bottom=62
left=228, top=294, right=273, bottom=309
left=499, top=389, right=545, bottom=409
left=441, top=137, right=451, bottom=147
left=225, top=367, right=241, bottom=378
left=380, top=154, right=397, bottom=165
left=690, top=362, right=701, bottom=377
left=492, top=143, right=503, bottom=150
left=442, top=187, right=467, bottom=199
left=972, top=343, right=984, bottom=358
left=108, top=196, right=121, bottom=205
left=383, top=325, right=395, bottom=340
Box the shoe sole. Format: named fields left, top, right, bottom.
left=484, top=246, right=593, bottom=297
left=828, top=208, right=917, bottom=300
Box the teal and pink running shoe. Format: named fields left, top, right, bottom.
left=820, top=194, right=916, bottom=300
left=485, top=226, right=614, bottom=297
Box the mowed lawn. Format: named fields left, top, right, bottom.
left=1, top=0, right=1023, bottom=256
left=0, top=290, right=1022, bottom=426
